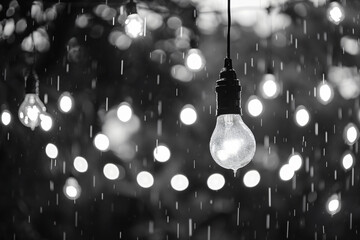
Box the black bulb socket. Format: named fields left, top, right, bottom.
left=25, top=70, right=39, bottom=95
left=215, top=58, right=242, bottom=116
left=126, top=0, right=138, bottom=15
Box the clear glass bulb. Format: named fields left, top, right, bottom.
left=210, top=114, right=256, bottom=175
left=18, top=93, right=46, bottom=130
left=125, top=13, right=144, bottom=38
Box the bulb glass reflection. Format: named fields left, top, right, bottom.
left=210, top=114, right=256, bottom=174
left=125, top=14, right=144, bottom=38
left=18, top=93, right=46, bottom=130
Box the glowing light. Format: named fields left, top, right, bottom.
left=279, top=164, right=294, bottom=181
left=326, top=194, right=341, bottom=215
left=341, top=151, right=354, bottom=170
left=73, top=156, right=88, bottom=173
left=117, top=102, right=133, bottom=122
left=288, top=153, right=303, bottom=171
left=18, top=93, right=46, bottom=130
left=125, top=14, right=144, bottom=38
left=136, top=171, right=154, bottom=188
left=243, top=170, right=261, bottom=188
left=247, top=96, right=263, bottom=117
left=1, top=110, right=11, bottom=126
left=171, top=64, right=193, bottom=82
left=58, top=92, right=73, bottom=113
left=207, top=173, right=225, bottom=191
left=344, top=123, right=359, bottom=145
left=317, top=81, right=334, bottom=105
left=94, top=133, right=110, bottom=151
left=327, top=2, right=345, bottom=25
left=103, top=163, right=120, bottom=180
left=260, top=74, right=280, bottom=99
left=39, top=113, right=53, bottom=131
left=185, top=48, right=205, bottom=72
left=63, top=177, right=81, bottom=200
left=153, top=144, right=171, bottom=163
left=45, top=143, right=58, bottom=159
left=295, top=106, right=310, bottom=127
left=170, top=174, right=189, bottom=191
left=180, top=104, right=197, bottom=125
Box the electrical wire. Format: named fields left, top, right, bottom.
left=227, top=0, right=231, bottom=59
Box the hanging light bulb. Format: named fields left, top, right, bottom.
left=18, top=70, right=47, bottom=130
left=327, top=1, right=345, bottom=25
left=209, top=0, right=256, bottom=175
left=125, top=0, right=144, bottom=38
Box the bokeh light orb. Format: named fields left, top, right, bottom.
left=117, top=102, right=133, bottom=122
left=341, top=151, right=354, bottom=170
left=103, top=163, right=120, bottom=180
left=58, top=92, right=74, bottom=113
left=125, top=13, right=144, bottom=38
left=260, top=73, right=280, bottom=99
left=288, top=152, right=303, bottom=171
left=40, top=113, right=53, bottom=131
left=246, top=96, right=263, bottom=117
left=317, top=81, right=334, bottom=105
left=207, top=173, right=225, bottom=191
left=185, top=48, right=205, bottom=72
left=170, top=174, right=189, bottom=191
left=243, top=170, right=261, bottom=188
left=73, top=156, right=88, bottom=173
left=153, top=144, right=171, bottom=163
left=136, top=171, right=154, bottom=188
left=343, top=123, right=359, bottom=145
left=63, top=177, right=81, bottom=200
left=295, top=105, right=310, bottom=127
left=279, top=164, right=294, bottom=181
left=1, top=110, right=11, bottom=126
left=94, top=133, right=110, bottom=151
left=45, top=143, right=58, bottom=159
left=327, top=2, right=345, bottom=25
left=180, top=104, right=197, bottom=125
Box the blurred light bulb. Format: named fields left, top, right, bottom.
left=243, top=169, right=261, bottom=188
left=259, top=73, right=279, bottom=99
left=18, top=93, right=46, bottom=130
left=58, top=92, right=73, bottom=113
left=153, top=144, right=171, bottom=162
left=1, top=110, right=12, bottom=126
left=45, top=143, right=58, bottom=159
left=73, top=156, right=88, bottom=173
left=341, top=151, right=354, bottom=170
left=94, top=133, right=110, bottom=151
left=136, top=171, right=154, bottom=188
left=288, top=152, right=303, bottom=171
left=63, top=177, right=81, bottom=200
left=103, top=163, right=120, bottom=180
left=344, top=123, right=359, bottom=145
left=326, top=194, right=341, bottom=215
left=317, top=81, right=334, bottom=105
left=185, top=48, right=205, bottom=72
left=327, top=2, right=345, bottom=25
left=207, top=173, right=225, bottom=191
left=117, top=102, right=133, bottom=122
left=170, top=174, right=189, bottom=191
left=39, top=112, right=53, bottom=131
left=125, top=14, right=144, bottom=38
left=180, top=104, right=197, bottom=125
left=295, top=105, right=310, bottom=127
left=246, top=96, right=263, bottom=117
left=210, top=114, right=256, bottom=175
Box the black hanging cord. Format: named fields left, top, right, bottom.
left=227, top=0, right=231, bottom=59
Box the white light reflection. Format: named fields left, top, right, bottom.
left=103, top=163, right=120, bottom=180
left=45, top=143, right=58, bottom=159
left=1, top=110, right=11, bottom=126
left=136, top=171, right=154, bottom=188
left=243, top=170, right=261, bottom=188
left=180, top=104, right=197, bottom=125
left=246, top=96, right=263, bottom=117
left=326, top=194, right=341, bottom=215
left=288, top=153, right=303, bottom=171
left=170, top=174, right=189, bottom=191
left=295, top=106, right=310, bottom=127
left=153, top=144, right=171, bottom=163
left=260, top=73, right=279, bottom=99
left=317, top=81, right=334, bottom=105
left=341, top=151, right=354, bottom=170
left=58, top=92, right=74, bottom=113
left=117, top=102, right=133, bottom=122
left=63, top=177, right=81, bottom=200
left=207, top=173, right=225, bottom=191
left=73, top=156, right=88, bottom=173
left=185, top=48, right=205, bottom=72
left=344, top=123, right=359, bottom=145
left=94, top=133, right=110, bottom=151
left=279, top=164, right=294, bottom=181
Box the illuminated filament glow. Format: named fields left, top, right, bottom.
left=125, top=14, right=144, bottom=38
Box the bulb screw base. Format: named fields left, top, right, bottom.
left=25, top=70, right=39, bottom=95
left=215, top=58, right=242, bottom=116
left=126, top=0, right=137, bottom=15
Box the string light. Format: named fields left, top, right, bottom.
left=125, top=0, right=144, bottom=38
left=117, top=102, right=133, bottom=122
left=294, top=105, right=310, bottom=127
left=179, top=104, right=197, bottom=125
left=39, top=112, right=53, bottom=131
left=326, top=194, right=341, bottom=215
left=317, top=81, right=334, bottom=105
left=341, top=151, right=354, bottom=170
left=136, top=171, right=154, bottom=188
left=58, top=92, right=74, bottom=113
left=288, top=152, right=303, bottom=171
left=63, top=177, right=81, bottom=200
left=343, top=123, right=359, bottom=145
left=207, top=173, right=225, bottom=191
left=45, top=143, right=58, bottom=159
left=94, top=133, right=110, bottom=151
left=153, top=144, right=171, bottom=163
left=243, top=170, right=261, bottom=188
left=103, top=163, right=120, bottom=180
left=246, top=95, right=263, bottom=117
left=279, top=164, right=294, bottom=181
left=1, top=109, right=12, bottom=126
left=185, top=48, right=205, bottom=72
left=73, top=156, right=89, bottom=173
left=209, top=0, right=256, bottom=175
left=170, top=174, right=189, bottom=191
left=259, top=73, right=280, bottom=99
